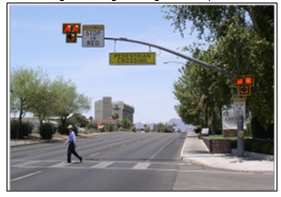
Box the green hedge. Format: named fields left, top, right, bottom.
left=209, top=135, right=274, bottom=155
left=235, top=139, right=273, bottom=155
left=10, top=119, right=33, bottom=139
left=39, top=123, right=56, bottom=140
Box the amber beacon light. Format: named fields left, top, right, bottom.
left=62, top=23, right=81, bottom=43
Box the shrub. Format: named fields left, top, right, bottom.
left=22, top=121, right=34, bottom=137
left=270, top=147, right=274, bottom=155
left=244, top=139, right=253, bottom=151
left=10, top=119, right=19, bottom=139
left=262, top=143, right=273, bottom=155
left=10, top=120, right=33, bottom=139
left=194, top=128, right=201, bottom=134
left=230, top=139, right=237, bottom=149
left=86, top=123, right=98, bottom=130
left=251, top=142, right=262, bottom=153
left=39, top=123, right=55, bottom=140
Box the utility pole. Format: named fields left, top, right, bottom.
left=235, top=6, right=244, bottom=157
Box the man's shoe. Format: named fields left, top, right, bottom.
left=80, top=157, right=83, bottom=163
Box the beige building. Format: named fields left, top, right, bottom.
left=94, top=97, right=135, bottom=123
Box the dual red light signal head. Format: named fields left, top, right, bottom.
left=62, top=23, right=81, bottom=43
left=62, top=23, right=81, bottom=34
left=234, top=75, right=254, bottom=87
left=234, top=75, right=254, bottom=96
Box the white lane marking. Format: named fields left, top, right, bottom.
left=132, top=162, right=151, bottom=170
left=20, top=160, right=42, bottom=166
left=11, top=171, right=42, bottom=182
left=90, top=152, right=101, bottom=157
left=90, top=162, right=114, bottom=168
left=49, top=161, right=70, bottom=168
left=120, top=144, right=126, bottom=147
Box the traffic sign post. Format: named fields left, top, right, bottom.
left=82, top=25, right=104, bottom=47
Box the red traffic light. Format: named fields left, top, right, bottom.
left=234, top=75, right=254, bottom=87
left=235, top=77, right=244, bottom=86
left=62, top=23, right=81, bottom=34
left=71, top=24, right=80, bottom=33
left=63, top=25, right=71, bottom=33
left=234, top=76, right=244, bottom=87
left=244, top=75, right=254, bottom=87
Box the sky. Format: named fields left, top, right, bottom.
left=4, top=0, right=278, bottom=125
left=7, top=3, right=205, bottom=124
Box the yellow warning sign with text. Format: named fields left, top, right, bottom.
left=109, top=52, right=156, bottom=65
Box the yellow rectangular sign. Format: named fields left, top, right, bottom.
left=233, top=98, right=246, bottom=102
left=109, top=52, right=156, bottom=65
left=83, top=25, right=104, bottom=31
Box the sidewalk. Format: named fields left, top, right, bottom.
left=181, top=132, right=274, bottom=172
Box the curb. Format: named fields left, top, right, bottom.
left=231, top=149, right=274, bottom=161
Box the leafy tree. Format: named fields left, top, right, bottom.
left=155, top=122, right=175, bottom=133
left=156, top=122, right=165, bottom=133
left=49, top=76, right=91, bottom=132
left=10, top=66, right=49, bottom=138
left=119, top=118, right=132, bottom=130
left=112, top=112, right=119, bottom=120
left=163, top=5, right=274, bottom=131
left=106, top=123, right=115, bottom=132
left=68, top=113, right=89, bottom=127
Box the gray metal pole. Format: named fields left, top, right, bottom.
left=236, top=6, right=244, bottom=157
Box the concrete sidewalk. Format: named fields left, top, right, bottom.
left=181, top=132, right=274, bottom=172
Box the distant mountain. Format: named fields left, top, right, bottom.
left=134, top=118, right=196, bottom=132
left=168, top=118, right=196, bottom=132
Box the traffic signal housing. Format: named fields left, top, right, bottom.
left=234, top=75, right=254, bottom=96
left=238, top=85, right=251, bottom=96
left=234, top=75, right=254, bottom=87
left=62, top=23, right=81, bottom=43
left=66, top=33, right=77, bottom=43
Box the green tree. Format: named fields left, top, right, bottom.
left=163, top=5, right=274, bottom=130
left=106, top=123, right=115, bottom=132
left=10, top=66, right=49, bottom=138
left=68, top=113, right=89, bottom=127
left=112, top=112, right=119, bottom=120
left=49, top=76, right=91, bottom=132
left=119, top=118, right=132, bottom=130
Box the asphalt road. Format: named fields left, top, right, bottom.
left=9, top=132, right=274, bottom=191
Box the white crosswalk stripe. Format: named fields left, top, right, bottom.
left=133, top=162, right=150, bottom=170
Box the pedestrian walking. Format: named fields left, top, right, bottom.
left=64, top=125, right=83, bottom=163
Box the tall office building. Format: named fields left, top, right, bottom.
left=94, top=97, right=134, bottom=123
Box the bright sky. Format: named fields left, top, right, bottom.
left=8, top=3, right=204, bottom=124
left=5, top=0, right=278, bottom=125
